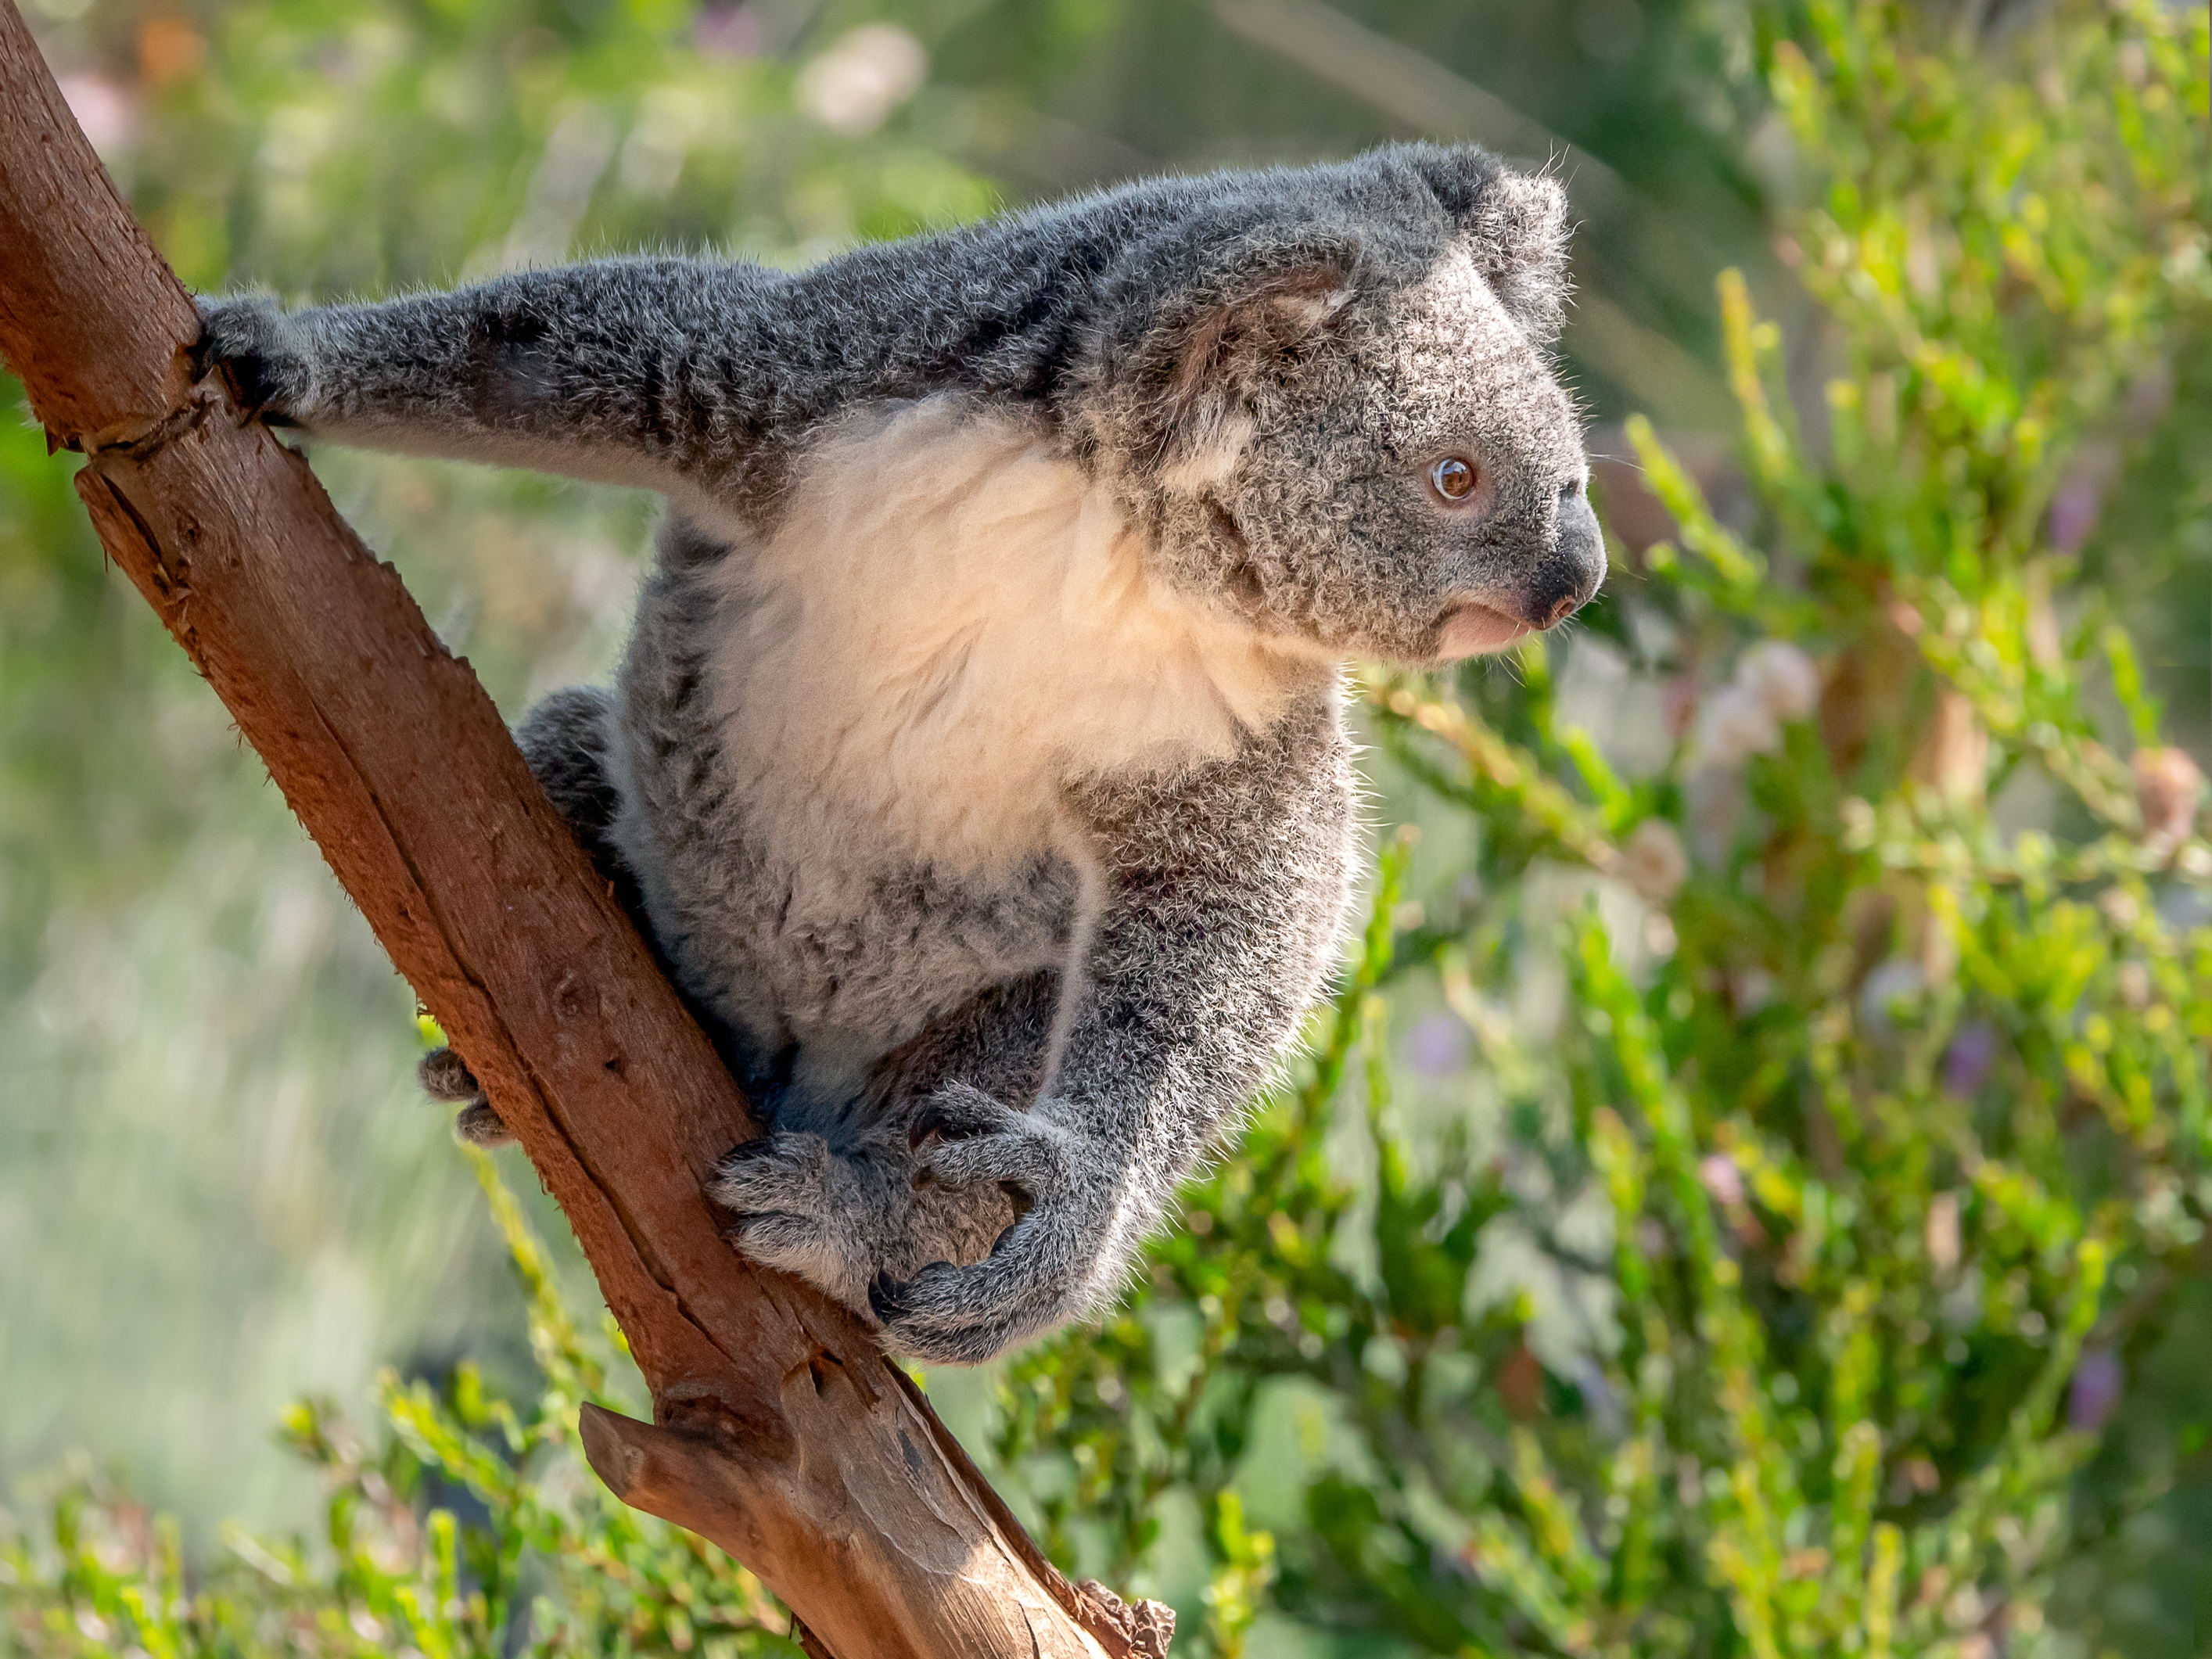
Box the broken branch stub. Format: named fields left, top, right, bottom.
left=0, top=5, right=1167, bottom=1655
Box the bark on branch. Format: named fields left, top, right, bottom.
left=0, top=7, right=1170, bottom=1655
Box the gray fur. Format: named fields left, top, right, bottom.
left=201, top=143, right=1600, bottom=1364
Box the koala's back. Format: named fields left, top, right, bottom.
left=614, top=149, right=1492, bottom=521
left=606, top=392, right=1346, bottom=1133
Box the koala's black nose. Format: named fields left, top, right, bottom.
left=1523, top=486, right=1607, bottom=631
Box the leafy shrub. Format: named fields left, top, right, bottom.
left=2, top=1155, right=801, bottom=1658
left=986, top=3, right=2212, bottom=1654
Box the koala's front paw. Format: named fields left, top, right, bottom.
left=193, top=295, right=311, bottom=423
left=871, top=1086, right=1099, bottom=1364
left=418, top=1045, right=513, bottom=1147
left=708, top=1132, right=882, bottom=1307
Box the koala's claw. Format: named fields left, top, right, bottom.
left=866, top=1269, right=912, bottom=1324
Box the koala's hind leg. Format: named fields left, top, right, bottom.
left=418, top=685, right=631, bottom=1147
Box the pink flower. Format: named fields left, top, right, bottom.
left=2134, top=746, right=2204, bottom=842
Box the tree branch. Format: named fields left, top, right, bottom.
left=0, top=6, right=1169, bottom=1655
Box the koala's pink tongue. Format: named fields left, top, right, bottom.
left=1436, top=601, right=1530, bottom=659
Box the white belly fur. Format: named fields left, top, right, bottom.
left=695, top=396, right=1310, bottom=893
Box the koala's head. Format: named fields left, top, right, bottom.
left=1092, top=144, right=1602, bottom=663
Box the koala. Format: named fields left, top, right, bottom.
left=197, top=142, right=1603, bottom=1365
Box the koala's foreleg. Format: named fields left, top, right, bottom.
left=193, top=260, right=775, bottom=491
left=868, top=702, right=1355, bottom=1365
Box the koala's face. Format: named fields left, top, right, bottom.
left=1129, top=156, right=1603, bottom=664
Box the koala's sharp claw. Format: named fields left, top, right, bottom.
left=867, top=1271, right=910, bottom=1323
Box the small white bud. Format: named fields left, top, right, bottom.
left=1622, top=818, right=1690, bottom=903
left=1739, top=639, right=1821, bottom=724
left=1697, top=680, right=1780, bottom=767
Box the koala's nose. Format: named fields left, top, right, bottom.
left=1522, top=485, right=1607, bottom=631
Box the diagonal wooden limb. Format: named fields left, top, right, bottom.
left=0, top=5, right=1169, bottom=1655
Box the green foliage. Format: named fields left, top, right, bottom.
left=2, top=1153, right=800, bottom=1658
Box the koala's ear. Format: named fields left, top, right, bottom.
left=1147, top=236, right=1361, bottom=491
left=1410, top=148, right=1571, bottom=343
left=1468, top=170, right=1571, bottom=342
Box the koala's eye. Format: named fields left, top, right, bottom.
left=1429, top=456, right=1478, bottom=502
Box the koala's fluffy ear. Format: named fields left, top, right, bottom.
left=1412, top=147, right=1572, bottom=343
left=1146, top=233, right=1361, bottom=491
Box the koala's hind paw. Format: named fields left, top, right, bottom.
left=418, top=1046, right=514, bottom=1147
left=454, top=1101, right=515, bottom=1147
left=418, top=1045, right=480, bottom=1101
left=192, top=295, right=307, bottom=423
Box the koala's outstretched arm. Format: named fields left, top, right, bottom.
left=195, top=261, right=796, bottom=494
left=193, top=213, right=1122, bottom=508
left=871, top=698, right=1356, bottom=1364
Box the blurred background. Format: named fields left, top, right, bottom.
left=1, top=0, right=2206, bottom=1654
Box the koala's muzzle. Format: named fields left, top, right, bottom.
left=1521, top=485, right=1606, bottom=632
left=1431, top=485, right=1607, bottom=660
